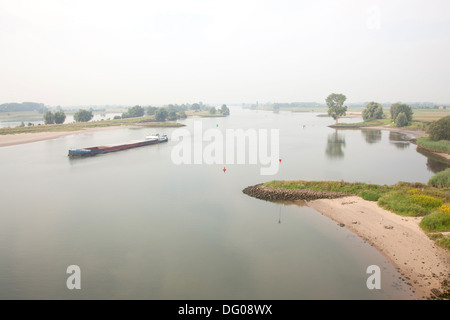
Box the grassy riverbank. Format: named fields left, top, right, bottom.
left=0, top=116, right=184, bottom=135
left=263, top=180, right=450, bottom=250
left=416, top=136, right=450, bottom=154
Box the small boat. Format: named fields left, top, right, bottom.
left=68, top=134, right=168, bottom=157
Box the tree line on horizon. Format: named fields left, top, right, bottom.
left=0, top=102, right=47, bottom=113
left=116, top=103, right=230, bottom=122
left=38, top=102, right=231, bottom=125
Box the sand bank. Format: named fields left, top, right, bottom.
left=307, top=196, right=450, bottom=299
left=0, top=126, right=138, bottom=148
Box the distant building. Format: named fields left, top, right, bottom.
left=438, top=106, right=446, bottom=109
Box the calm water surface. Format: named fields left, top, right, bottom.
left=0, top=107, right=447, bottom=299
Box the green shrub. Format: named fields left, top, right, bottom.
left=378, top=191, right=428, bottom=216
left=360, top=190, right=381, bottom=201
left=362, top=102, right=384, bottom=121
left=43, top=111, right=54, bottom=124
left=428, top=168, right=450, bottom=187
left=428, top=115, right=450, bottom=141
left=420, top=211, right=450, bottom=232
left=390, top=103, right=413, bottom=121
left=395, top=112, right=408, bottom=127
left=436, top=236, right=450, bottom=250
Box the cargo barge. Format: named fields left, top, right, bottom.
left=68, top=134, right=168, bottom=157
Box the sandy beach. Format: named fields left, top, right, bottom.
left=0, top=126, right=137, bottom=148
left=306, top=196, right=450, bottom=300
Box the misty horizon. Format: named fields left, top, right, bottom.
left=1, top=0, right=450, bottom=106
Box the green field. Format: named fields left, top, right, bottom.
left=412, top=108, right=450, bottom=122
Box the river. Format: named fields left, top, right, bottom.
left=0, top=106, right=447, bottom=299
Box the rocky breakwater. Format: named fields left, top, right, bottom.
left=242, top=184, right=349, bottom=201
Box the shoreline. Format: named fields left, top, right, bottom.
left=307, top=196, right=450, bottom=300
left=243, top=184, right=450, bottom=300
left=0, top=125, right=141, bottom=148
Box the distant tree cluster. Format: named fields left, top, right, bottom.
left=362, top=102, right=384, bottom=120
left=121, top=105, right=145, bottom=118
left=390, top=103, right=413, bottom=127
left=0, top=102, right=47, bottom=113
left=74, top=109, right=93, bottom=122
left=324, top=94, right=415, bottom=128
left=109, top=102, right=229, bottom=122
left=154, top=109, right=168, bottom=121
left=145, top=102, right=229, bottom=121
left=43, top=110, right=66, bottom=124
left=220, top=104, right=230, bottom=115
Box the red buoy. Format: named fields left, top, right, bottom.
left=223, top=167, right=226, bottom=173
left=279, top=159, right=282, bottom=163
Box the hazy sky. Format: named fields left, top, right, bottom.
left=1, top=0, right=449, bottom=106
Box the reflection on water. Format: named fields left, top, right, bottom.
left=361, top=129, right=382, bottom=144
left=416, top=147, right=450, bottom=174
left=325, top=130, right=346, bottom=159
left=273, top=201, right=308, bottom=224
left=389, top=131, right=410, bottom=150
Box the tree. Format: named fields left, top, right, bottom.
left=146, top=106, right=158, bottom=115
left=177, top=110, right=187, bottom=119
left=390, top=103, right=413, bottom=122
left=122, top=105, right=144, bottom=118
left=54, top=111, right=66, bottom=124
left=155, top=109, right=168, bottom=121
left=362, top=102, right=384, bottom=120
left=326, top=93, right=348, bottom=124
left=191, top=103, right=200, bottom=111
left=428, top=115, right=450, bottom=141
left=43, top=111, right=55, bottom=124
left=74, top=109, right=94, bottom=122
left=209, top=107, right=217, bottom=114
left=395, top=112, right=408, bottom=127
left=220, top=104, right=230, bottom=116
left=167, top=110, right=178, bottom=121
left=361, top=129, right=382, bottom=144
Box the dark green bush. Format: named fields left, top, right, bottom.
left=395, top=112, right=408, bottom=127
left=360, top=190, right=381, bottom=201
left=428, top=168, right=450, bottom=187
left=390, top=103, right=413, bottom=121
left=362, top=102, right=384, bottom=121
left=428, top=115, right=450, bottom=141
left=420, top=211, right=450, bottom=232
